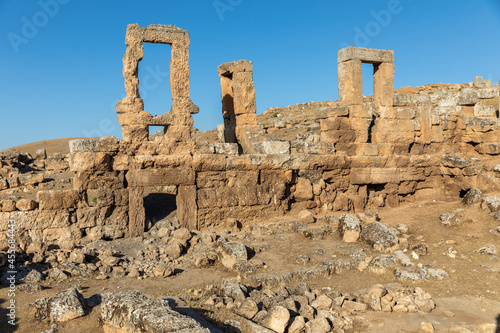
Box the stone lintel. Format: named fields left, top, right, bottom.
left=125, top=23, right=190, bottom=46
left=149, top=113, right=174, bottom=126
left=127, top=169, right=195, bottom=186
left=217, top=60, right=253, bottom=77
left=338, top=46, right=394, bottom=64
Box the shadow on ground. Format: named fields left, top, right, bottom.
left=0, top=297, right=18, bottom=333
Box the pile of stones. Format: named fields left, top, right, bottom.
left=191, top=281, right=436, bottom=333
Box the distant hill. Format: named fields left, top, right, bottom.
left=1, top=137, right=98, bottom=156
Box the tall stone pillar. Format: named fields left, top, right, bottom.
left=217, top=60, right=257, bottom=152
left=373, top=62, right=395, bottom=109
left=128, top=187, right=145, bottom=237
left=338, top=59, right=363, bottom=106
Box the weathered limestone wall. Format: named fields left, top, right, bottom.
left=2, top=33, right=499, bottom=252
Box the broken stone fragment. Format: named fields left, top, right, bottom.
left=15, top=198, right=38, bottom=211
left=342, top=300, right=368, bottom=312
left=29, top=288, right=86, bottom=322
left=339, top=214, right=361, bottom=243
left=296, top=254, right=310, bottom=265
left=19, top=283, right=43, bottom=294
left=47, top=268, right=68, bottom=281
left=260, top=305, right=290, bottom=333
left=369, top=255, right=399, bottom=274
left=217, top=240, right=248, bottom=270
left=393, top=250, right=414, bottom=267
left=99, top=290, right=210, bottom=332
left=298, top=210, right=315, bottom=224
left=310, top=294, right=333, bottom=310
left=35, top=148, right=47, bottom=159
left=1, top=199, right=17, bottom=212
left=222, top=282, right=247, bottom=301
left=360, top=221, right=399, bottom=251
left=69, top=250, right=86, bottom=264
left=294, top=178, right=313, bottom=201
left=22, top=269, right=44, bottom=283
left=165, top=240, right=185, bottom=259
left=288, top=315, right=306, bottom=333
left=305, top=317, right=331, bottom=333
left=394, top=267, right=447, bottom=281
left=172, top=227, right=193, bottom=244
left=474, top=245, right=497, bottom=255
left=481, top=196, right=500, bottom=213
left=234, top=298, right=258, bottom=320
left=152, top=263, right=174, bottom=277
left=462, top=188, right=483, bottom=205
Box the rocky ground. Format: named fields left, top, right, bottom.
left=1, top=191, right=500, bottom=332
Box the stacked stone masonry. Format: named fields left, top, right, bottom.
left=0, top=25, right=499, bottom=249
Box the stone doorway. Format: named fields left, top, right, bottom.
left=143, top=187, right=178, bottom=231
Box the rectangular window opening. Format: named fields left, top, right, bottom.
left=362, top=63, right=374, bottom=97
left=149, top=126, right=166, bottom=140
left=139, top=43, right=172, bottom=116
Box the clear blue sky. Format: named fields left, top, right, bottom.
left=1, top=0, right=499, bottom=150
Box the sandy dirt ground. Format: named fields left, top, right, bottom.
left=1, top=197, right=499, bottom=332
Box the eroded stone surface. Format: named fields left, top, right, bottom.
left=29, top=288, right=86, bottom=322
left=99, top=290, right=210, bottom=333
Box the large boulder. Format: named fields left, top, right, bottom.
left=29, top=288, right=86, bottom=322
left=99, top=290, right=210, bottom=332
left=360, top=222, right=399, bottom=251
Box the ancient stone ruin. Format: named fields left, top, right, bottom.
left=0, top=23, right=499, bottom=250
left=117, top=23, right=199, bottom=146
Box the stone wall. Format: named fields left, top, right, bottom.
left=1, top=30, right=499, bottom=251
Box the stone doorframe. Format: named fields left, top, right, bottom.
left=126, top=169, right=197, bottom=237
left=338, top=46, right=394, bottom=110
